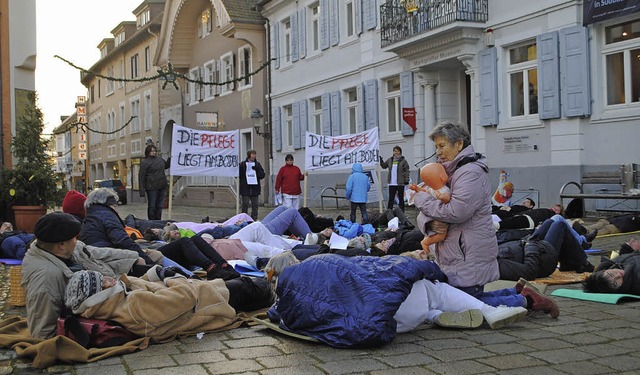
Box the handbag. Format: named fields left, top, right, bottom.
left=57, top=315, right=140, bottom=348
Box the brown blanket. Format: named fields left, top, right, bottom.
left=0, top=316, right=149, bottom=368
left=533, top=269, right=588, bottom=285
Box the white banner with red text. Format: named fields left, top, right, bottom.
left=169, top=124, right=239, bottom=177
left=304, top=128, right=380, bottom=172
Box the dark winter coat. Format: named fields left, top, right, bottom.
left=595, top=252, right=640, bottom=295
left=380, top=156, right=410, bottom=185
left=139, top=156, right=169, bottom=191
left=497, top=239, right=558, bottom=281
left=239, top=158, right=266, bottom=196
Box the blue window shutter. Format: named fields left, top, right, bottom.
left=478, top=47, right=498, bottom=126
left=330, top=91, right=341, bottom=135
left=364, top=0, right=377, bottom=31
left=400, top=71, right=415, bottom=135
left=292, top=102, right=301, bottom=149
left=560, top=26, right=591, bottom=118
left=357, top=83, right=365, bottom=133
left=355, top=0, right=363, bottom=35
left=320, top=0, right=330, bottom=50
left=273, top=106, right=282, bottom=151
left=330, top=0, right=340, bottom=46
left=271, top=22, right=280, bottom=69
left=299, top=9, right=307, bottom=59
left=364, top=79, right=379, bottom=130
left=299, top=100, right=308, bottom=148
left=321, top=93, right=331, bottom=135
left=291, top=11, right=299, bottom=62
left=537, top=31, right=561, bottom=119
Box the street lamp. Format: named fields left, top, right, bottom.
left=251, top=108, right=271, bottom=139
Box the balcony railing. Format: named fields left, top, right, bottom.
left=381, top=0, right=488, bottom=47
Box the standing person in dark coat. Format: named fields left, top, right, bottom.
left=139, top=144, right=169, bottom=220
left=379, top=145, right=410, bottom=211
left=239, top=149, right=266, bottom=220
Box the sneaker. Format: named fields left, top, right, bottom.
left=483, top=306, right=528, bottom=329
left=433, top=310, right=483, bottom=329
left=303, top=233, right=319, bottom=245
left=521, top=286, right=560, bottom=318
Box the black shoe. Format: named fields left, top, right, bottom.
left=584, top=229, right=598, bottom=242
left=403, top=221, right=415, bottom=230
left=336, top=215, right=345, bottom=221
left=572, top=221, right=587, bottom=235
left=202, top=216, right=210, bottom=223
left=582, top=242, right=592, bottom=250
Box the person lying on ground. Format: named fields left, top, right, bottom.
left=0, top=222, right=34, bottom=260
left=492, top=198, right=536, bottom=219
left=64, top=268, right=275, bottom=343
left=22, top=212, right=141, bottom=339
left=366, top=206, right=415, bottom=230
left=127, top=213, right=251, bottom=239
left=79, top=188, right=155, bottom=265
left=266, top=254, right=552, bottom=348
left=494, top=204, right=564, bottom=231
left=573, top=213, right=640, bottom=237
left=583, top=243, right=640, bottom=294
left=498, top=218, right=595, bottom=281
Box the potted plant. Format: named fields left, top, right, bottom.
left=0, top=92, right=66, bottom=232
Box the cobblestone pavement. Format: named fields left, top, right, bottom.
left=1, top=202, right=639, bottom=374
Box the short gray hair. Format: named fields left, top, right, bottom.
left=428, top=122, right=471, bottom=149
left=85, top=187, right=119, bottom=209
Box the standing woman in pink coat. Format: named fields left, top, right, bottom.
left=413, top=122, right=558, bottom=318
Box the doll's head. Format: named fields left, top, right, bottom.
left=420, top=163, right=448, bottom=189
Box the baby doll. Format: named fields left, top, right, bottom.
left=409, top=163, right=451, bottom=255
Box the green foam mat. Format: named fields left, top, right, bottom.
left=551, top=289, right=640, bottom=304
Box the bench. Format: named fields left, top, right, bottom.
left=559, top=163, right=640, bottom=215
left=320, top=183, right=348, bottom=210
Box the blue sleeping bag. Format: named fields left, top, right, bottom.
left=268, top=254, right=447, bottom=347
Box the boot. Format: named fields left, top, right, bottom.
left=584, top=229, right=598, bottom=242
left=433, top=310, right=483, bottom=329
left=483, top=306, right=528, bottom=329
left=521, top=286, right=559, bottom=318
left=514, top=278, right=540, bottom=294
left=572, top=221, right=587, bottom=235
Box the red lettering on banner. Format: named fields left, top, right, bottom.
left=200, top=134, right=236, bottom=149
left=330, top=133, right=369, bottom=150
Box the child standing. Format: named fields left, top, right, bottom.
left=345, top=163, right=371, bottom=224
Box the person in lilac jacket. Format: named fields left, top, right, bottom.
left=414, top=122, right=559, bottom=318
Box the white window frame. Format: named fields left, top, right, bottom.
left=506, top=41, right=538, bottom=119
left=311, top=97, right=322, bottom=134
left=130, top=53, right=139, bottom=79
left=144, top=91, right=152, bottom=130
left=189, top=67, right=201, bottom=104
left=385, top=76, right=401, bottom=135
left=284, top=104, right=294, bottom=148
left=130, top=96, right=141, bottom=134
left=106, top=66, right=114, bottom=95
left=107, top=144, right=117, bottom=158
left=309, top=3, right=321, bottom=55
left=145, top=46, right=151, bottom=71
left=343, top=0, right=357, bottom=40
left=115, top=31, right=125, bottom=47
left=602, top=19, right=640, bottom=108
left=120, top=142, right=126, bottom=156
left=237, top=45, right=253, bottom=90
left=221, top=52, right=234, bottom=95
left=106, top=110, right=116, bottom=140
left=345, top=88, right=358, bottom=134
left=118, top=61, right=125, bottom=89
left=131, top=140, right=142, bottom=156
left=203, top=60, right=216, bottom=100
left=198, top=8, right=213, bottom=38
left=119, top=102, right=126, bottom=138
left=283, top=18, right=292, bottom=65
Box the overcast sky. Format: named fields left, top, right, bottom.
left=36, top=1, right=135, bottom=134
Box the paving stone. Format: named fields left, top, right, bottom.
left=311, top=348, right=373, bottom=362
left=0, top=366, right=11, bottom=375
left=520, top=338, right=572, bottom=350
left=261, top=364, right=325, bottom=375
left=430, top=346, right=495, bottom=362
left=74, top=357, right=122, bottom=367
left=371, top=367, right=437, bottom=375
left=172, top=350, right=226, bottom=365
left=224, top=345, right=282, bottom=360
left=427, top=359, right=495, bottom=375
left=377, top=352, right=436, bottom=368
left=528, top=347, right=595, bottom=364
left=420, top=338, right=477, bottom=350
left=125, top=354, right=177, bottom=370
left=124, top=343, right=181, bottom=358
left=562, top=332, right=613, bottom=345
left=256, top=353, right=316, bottom=368
left=476, top=353, right=546, bottom=369
left=579, top=343, right=635, bottom=357
left=223, top=336, right=279, bottom=349
left=481, top=342, right=531, bottom=355
left=495, top=366, right=566, bottom=375
left=204, top=359, right=264, bottom=374
left=551, top=360, right=615, bottom=375
left=134, top=364, right=208, bottom=375
left=75, top=364, right=129, bottom=375
left=466, top=332, right=518, bottom=345
left=593, top=355, right=640, bottom=372
left=318, top=358, right=388, bottom=375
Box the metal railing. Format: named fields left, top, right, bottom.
left=380, top=0, right=488, bottom=47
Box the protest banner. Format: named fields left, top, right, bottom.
left=305, top=128, right=380, bottom=171
left=169, top=124, right=240, bottom=177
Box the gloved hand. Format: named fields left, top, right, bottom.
left=156, top=266, right=188, bottom=280
left=251, top=165, right=257, bottom=170
left=379, top=156, right=384, bottom=163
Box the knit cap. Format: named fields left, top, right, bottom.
left=65, top=270, right=103, bottom=311
left=61, top=190, right=87, bottom=218
left=34, top=212, right=82, bottom=243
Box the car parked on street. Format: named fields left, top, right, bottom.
left=92, top=179, right=127, bottom=205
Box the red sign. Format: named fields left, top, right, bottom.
left=402, top=107, right=416, bottom=132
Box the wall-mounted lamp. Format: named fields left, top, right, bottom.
left=485, top=28, right=495, bottom=47
left=251, top=108, right=271, bottom=139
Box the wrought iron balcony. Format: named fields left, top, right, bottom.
left=381, top=0, right=488, bottom=47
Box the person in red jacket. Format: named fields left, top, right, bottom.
left=275, top=154, right=305, bottom=209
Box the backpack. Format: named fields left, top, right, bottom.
left=57, top=315, right=140, bottom=348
